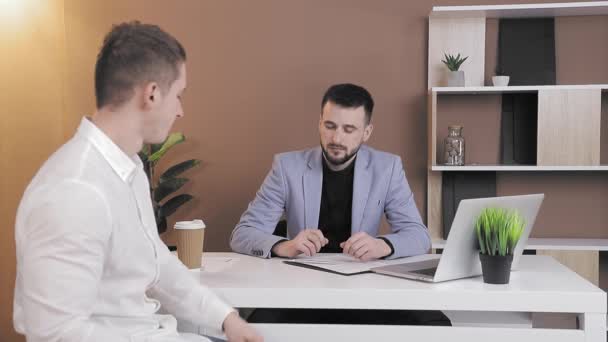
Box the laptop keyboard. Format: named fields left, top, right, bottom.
left=412, top=267, right=437, bottom=276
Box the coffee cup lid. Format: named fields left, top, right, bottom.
left=174, top=219, right=206, bottom=230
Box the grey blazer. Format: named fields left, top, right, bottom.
left=229, top=145, right=431, bottom=259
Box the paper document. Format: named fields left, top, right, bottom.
left=284, top=253, right=437, bottom=275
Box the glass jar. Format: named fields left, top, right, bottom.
left=443, top=125, right=465, bottom=166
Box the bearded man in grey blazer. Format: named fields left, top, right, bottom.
left=230, top=83, right=449, bottom=327
left=230, top=83, right=430, bottom=261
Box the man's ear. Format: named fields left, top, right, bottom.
left=362, top=123, right=374, bottom=142
left=142, top=82, right=160, bottom=109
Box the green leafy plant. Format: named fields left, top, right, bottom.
left=138, top=132, right=200, bottom=234
left=475, top=208, right=525, bottom=256
left=441, top=53, right=469, bottom=72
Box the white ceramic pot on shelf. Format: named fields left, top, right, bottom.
left=492, top=75, right=510, bottom=86
left=447, top=70, right=465, bottom=87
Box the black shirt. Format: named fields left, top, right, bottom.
left=318, top=157, right=355, bottom=253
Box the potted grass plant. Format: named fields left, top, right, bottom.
left=475, top=208, right=525, bottom=284
left=442, top=52, right=468, bottom=87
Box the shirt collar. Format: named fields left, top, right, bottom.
left=76, top=117, right=140, bottom=183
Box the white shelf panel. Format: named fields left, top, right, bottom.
left=430, top=1, right=608, bottom=18
left=431, top=165, right=608, bottom=171
left=432, top=238, right=608, bottom=251
left=527, top=238, right=608, bottom=251
left=432, top=84, right=608, bottom=95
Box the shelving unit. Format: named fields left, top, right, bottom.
left=432, top=238, right=608, bottom=251
left=433, top=84, right=608, bottom=94
left=427, top=2, right=608, bottom=286
left=429, top=85, right=606, bottom=169
left=430, top=1, right=608, bottom=19
left=432, top=165, right=608, bottom=171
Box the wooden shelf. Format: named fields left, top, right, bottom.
left=427, top=2, right=608, bottom=286
left=431, top=165, right=608, bottom=172
left=431, top=84, right=608, bottom=95
left=432, top=238, right=608, bottom=251
left=430, top=1, right=608, bottom=19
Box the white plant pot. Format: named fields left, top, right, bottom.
left=492, top=75, right=510, bottom=86
left=447, top=70, right=465, bottom=87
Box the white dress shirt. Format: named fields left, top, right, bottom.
left=14, top=117, right=234, bottom=342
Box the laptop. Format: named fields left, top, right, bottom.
left=371, top=194, right=544, bottom=283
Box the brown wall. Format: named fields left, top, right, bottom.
left=2, top=0, right=607, bottom=339
left=1, top=1, right=67, bottom=341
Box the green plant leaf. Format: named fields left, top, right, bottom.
left=160, top=159, right=200, bottom=182
left=139, top=132, right=198, bottom=236
left=474, top=207, right=525, bottom=256
left=442, top=52, right=469, bottom=72
left=161, top=194, right=193, bottom=217
left=475, top=217, right=486, bottom=254
left=149, top=133, right=185, bottom=162
left=137, top=151, right=148, bottom=162
left=154, top=177, right=188, bottom=203
left=150, top=142, right=164, bottom=155
left=157, top=215, right=168, bottom=235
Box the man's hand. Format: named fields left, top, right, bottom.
left=340, top=232, right=391, bottom=261
left=223, top=311, right=263, bottom=342
left=271, top=229, right=328, bottom=258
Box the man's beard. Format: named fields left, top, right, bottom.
left=321, top=142, right=361, bottom=166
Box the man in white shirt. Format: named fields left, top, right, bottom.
left=13, top=21, right=262, bottom=342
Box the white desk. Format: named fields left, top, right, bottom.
left=189, top=253, right=606, bottom=342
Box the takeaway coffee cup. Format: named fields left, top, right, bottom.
left=175, top=219, right=206, bottom=269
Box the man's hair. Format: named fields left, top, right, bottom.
left=321, top=83, right=374, bottom=125
left=94, top=21, right=186, bottom=109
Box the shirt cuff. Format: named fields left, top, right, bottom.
left=198, top=296, right=236, bottom=336
left=377, top=236, right=395, bottom=259
left=270, top=239, right=288, bottom=258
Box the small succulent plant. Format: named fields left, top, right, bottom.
left=441, top=53, right=468, bottom=72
